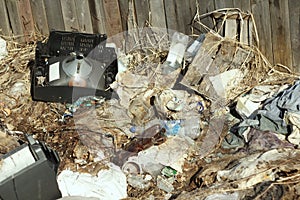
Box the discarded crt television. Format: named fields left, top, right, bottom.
left=0, top=135, right=61, bottom=200
left=31, top=31, right=118, bottom=103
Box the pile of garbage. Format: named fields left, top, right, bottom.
left=56, top=26, right=299, bottom=199
left=1, top=10, right=300, bottom=200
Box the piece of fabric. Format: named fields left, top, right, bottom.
left=238, top=81, right=300, bottom=136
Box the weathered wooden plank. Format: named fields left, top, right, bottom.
left=60, top=0, right=79, bottom=31
left=29, top=0, right=49, bottom=35
left=18, top=0, right=35, bottom=40
left=118, top=0, right=129, bottom=31
left=164, top=0, right=178, bottom=31
left=103, top=0, right=123, bottom=47
left=197, top=0, right=215, bottom=32
left=241, top=0, right=251, bottom=11
left=288, top=0, right=300, bottom=71
left=134, top=0, right=150, bottom=27
left=214, top=0, right=233, bottom=9
left=4, top=0, right=34, bottom=41
left=240, top=17, right=249, bottom=44
left=212, top=40, right=237, bottom=72
left=0, top=1, right=12, bottom=35
left=214, top=0, right=233, bottom=36
left=184, top=1, right=194, bottom=35
left=184, top=0, right=193, bottom=35
left=233, top=0, right=242, bottom=9
left=251, top=0, right=273, bottom=64
left=149, top=0, right=167, bottom=29
left=231, top=47, right=253, bottom=68
left=233, top=0, right=251, bottom=11
left=176, top=0, right=193, bottom=34
left=248, top=18, right=254, bottom=46
left=181, top=33, right=222, bottom=98
left=44, top=0, right=64, bottom=31
left=74, top=0, right=93, bottom=33
left=189, top=0, right=197, bottom=20
left=269, top=0, right=292, bottom=67
left=89, top=0, right=106, bottom=34
left=103, top=0, right=123, bottom=36
left=5, top=0, right=24, bottom=41
left=224, top=18, right=237, bottom=39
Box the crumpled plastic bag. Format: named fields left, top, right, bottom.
left=57, top=163, right=127, bottom=200
left=237, top=81, right=300, bottom=145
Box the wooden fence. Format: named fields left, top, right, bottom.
left=0, top=0, right=299, bottom=71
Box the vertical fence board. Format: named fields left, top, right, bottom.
left=269, top=0, right=292, bottom=67
left=213, top=0, right=235, bottom=36
left=184, top=0, right=193, bottom=34
left=233, top=0, right=241, bottom=9
left=176, top=0, right=192, bottom=34
left=18, top=0, right=35, bottom=41
left=164, top=0, right=179, bottom=31
left=5, top=0, right=24, bottom=41
left=29, top=0, right=49, bottom=35
left=118, top=0, right=129, bottom=31
left=103, top=0, right=123, bottom=36
left=233, top=0, right=251, bottom=11
left=0, top=1, right=12, bottom=35
left=197, top=0, right=215, bottom=32
left=174, top=0, right=186, bottom=33
left=251, top=0, right=273, bottom=64
left=189, top=0, right=197, bottom=20
left=61, top=0, right=79, bottom=31
left=134, top=0, right=150, bottom=27
left=127, top=0, right=137, bottom=30
left=44, top=0, right=64, bottom=31
left=74, top=0, right=93, bottom=33
left=89, top=0, right=106, bottom=34
left=214, top=0, right=233, bottom=9
left=149, top=0, right=168, bottom=47
left=149, top=0, right=167, bottom=29
left=241, top=0, right=251, bottom=11
left=103, top=0, right=123, bottom=47
left=189, top=0, right=198, bottom=35
left=288, top=0, right=300, bottom=71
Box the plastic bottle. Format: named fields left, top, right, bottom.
left=185, top=33, right=206, bottom=62
left=162, top=32, right=189, bottom=74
